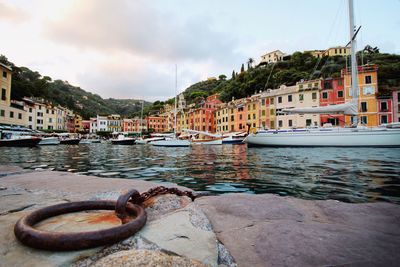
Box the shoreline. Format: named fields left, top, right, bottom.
left=1, top=165, right=400, bottom=266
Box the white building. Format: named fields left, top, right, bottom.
left=96, top=115, right=108, bottom=132
left=260, top=50, right=285, bottom=64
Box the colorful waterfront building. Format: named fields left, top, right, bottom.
left=123, top=118, right=134, bottom=133
left=81, top=120, right=90, bottom=133
left=146, top=116, right=166, bottom=133
left=107, top=114, right=121, bottom=133
left=320, top=77, right=346, bottom=126
left=74, top=114, right=83, bottom=133
left=343, top=64, right=379, bottom=126
left=247, top=95, right=261, bottom=130
left=215, top=102, right=229, bottom=133
left=377, top=92, right=393, bottom=125
left=188, top=94, right=221, bottom=132
left=233, top=98, right=248, bottom=132
left=392, top=89, right=400, bottom=123
left=0, top=63, right=27, bottom=127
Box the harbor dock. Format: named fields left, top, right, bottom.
left=1, top=165, right=399, bottom=267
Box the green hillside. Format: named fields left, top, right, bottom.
left=0, top=55, right=151, bottom=119
left=182, top=49, right=400, bottom=103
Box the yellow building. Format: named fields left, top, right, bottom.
left=306, top=46, right=350, bottom=58
left=247, top=96, right=260, bottom=130
left=0, top=63, right=27, bottom=127
left=215, top=103, right=229, bottom=133
left=107, top=114, right=121, bottom=132
left=74, top=114, right=83, bottom=132
left=344, top=64, right=379, bottom=126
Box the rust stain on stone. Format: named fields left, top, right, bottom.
left=86, top=211, right=121, bottom=225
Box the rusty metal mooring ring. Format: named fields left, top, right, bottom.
left=14, top=199, right=147, bottom=251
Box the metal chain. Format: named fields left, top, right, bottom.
left=130, top=186, right=197, bottom=204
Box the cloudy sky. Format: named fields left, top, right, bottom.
left=1, top=0, right=399, bottom=101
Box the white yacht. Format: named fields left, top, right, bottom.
left=245, top=0, right=400, bottom=147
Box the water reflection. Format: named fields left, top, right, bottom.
left=0, top=144, right=399, bottom=204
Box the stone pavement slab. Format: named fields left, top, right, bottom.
left=196, top=193, right=400, bottom=267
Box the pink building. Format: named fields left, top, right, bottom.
left=377, top=95, right=393, bottom=125
left=393, top=89, right=400, bottom=123
left=320, top=77, right=345, bottom=126
left=123, top=119, right=134, bottom=133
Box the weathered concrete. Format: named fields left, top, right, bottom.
left=0, top=167, right=221, bottom=267
left=92, top=249, right=207, bottom=267
left=196, top=194, right=400, bottom=267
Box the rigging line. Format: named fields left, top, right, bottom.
left=264, top=62, right=276, bottom=90
left=309, top=0, right=345, bottom=81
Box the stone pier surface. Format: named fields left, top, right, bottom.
left=1, top=165, right=400, bottom=267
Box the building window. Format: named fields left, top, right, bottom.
left=239, top=114, right=242, bottom=120
left=18, top=113, right=22, bottom=119
left=39, top=105, right=42, bottom=110
left=9, top=111, right=14, bottom=118
left=380, top=102, right=388, bottom=111
left=231, top=115, right=234, bottom=121
left=247, top=114, right=251, bottom=120
left=361, top=116, right=368, bottom=124
left=322, top=92, right=328, bottom=99
left=365, top=75, right=372, bottom=84
left=270, top=121, right=275, bottom=129
left=288, top=95, right=292, bottom=102
left=338, top=91, right=344, bottom=98
left=299, top=84, right=303, bottom=89
left=29, top=116, right=32, bottom=122
left=270, top=109, right=275, bottom=115
left=2, top=71, right=7, bottom=78
left=337, top=79, right=343, bottom=86
left=278, top=96, right=282, bottom=103
left=299, top=94, right=304, bottom=101
left=288, top=120, right=293, bottom=127
left=29, top=108, right=32, bottom=112
left=306, top=119, right=312, bottom=126
left=361, top=102, right=367, bottom=112
left=381, top=115, right=388, bottom=124
left=312, top=92, right=317, bottom=100
left=261, top=99, right=265, bottom=106
left=0, top=110, right=4, bottom=117
left=278, top=120, right=283, bottom=127
left=1, top=88, right=6, bottom=101
left=262, top=110, right=266, bottom=116
left=270, top=98, right=274, bottom=105
left=253, top=114, right=256, bottom=119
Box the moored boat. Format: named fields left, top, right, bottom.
left=38, top=137, right=60, bottom=145
left=0, top=136, right=41, bottom=147
left=244, top=126, right=400, bottom=147
left=110, top=134, right=135, bottom=145
left=221, top=132, right=247, bottom=144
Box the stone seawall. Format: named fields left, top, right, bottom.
left=1, top=165, right=399, bottom=267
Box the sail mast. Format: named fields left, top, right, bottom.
left=174, top=64, right=178, bottom=136
left=140, top=100, right=144, bottom=138
left=348, top=0, right=359, bottom=125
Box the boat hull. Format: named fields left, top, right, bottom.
left=111, top=139, right=135, bottom=145
left=38, top=137, right=60, bottom=145
left=152, top=139, right=190, bottom=147
left=191, top=139, right=223, bottom=145
left=60, top=139, right=81, bottom=145
left=222, top=137, right=245, bottom=144
left=245, top=128, right=400, bottom=147
left=0, top=137, right=42, bottom=147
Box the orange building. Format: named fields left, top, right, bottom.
left=188, top=94, right=222, bottom=132
left=343, top=64, right=379, bottom=126
left=146, top=116, right=166, bottom=133
left=123, top=119, right=134, bottom=133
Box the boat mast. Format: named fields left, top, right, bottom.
left=174, top=64, right=178, bottom=137
left=348, top=0, right=359, bottom=125
left=140, top=100, right=144, bottom=138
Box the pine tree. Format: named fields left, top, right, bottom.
left=232, top=70, right=236, bottom=79
left=240, top=64, right=245, bottom=73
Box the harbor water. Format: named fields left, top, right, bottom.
left=1, top=143, right=399, bottom=204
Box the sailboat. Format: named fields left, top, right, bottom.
left=244, top=0, right=400, bottom=147
left=152, top=65, right=191, bottom=147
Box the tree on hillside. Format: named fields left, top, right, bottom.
left=240, top=64, right=245, bottom=73
left=247, top=58, right=255, bottom=69
left=219, top=74, right=227, bottom=81
left=231, top=70, right=236, bottom=79
left=363, top=45, right=379, bottom=54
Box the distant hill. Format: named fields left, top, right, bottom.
left=0, top=55, right=151, bottom=119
